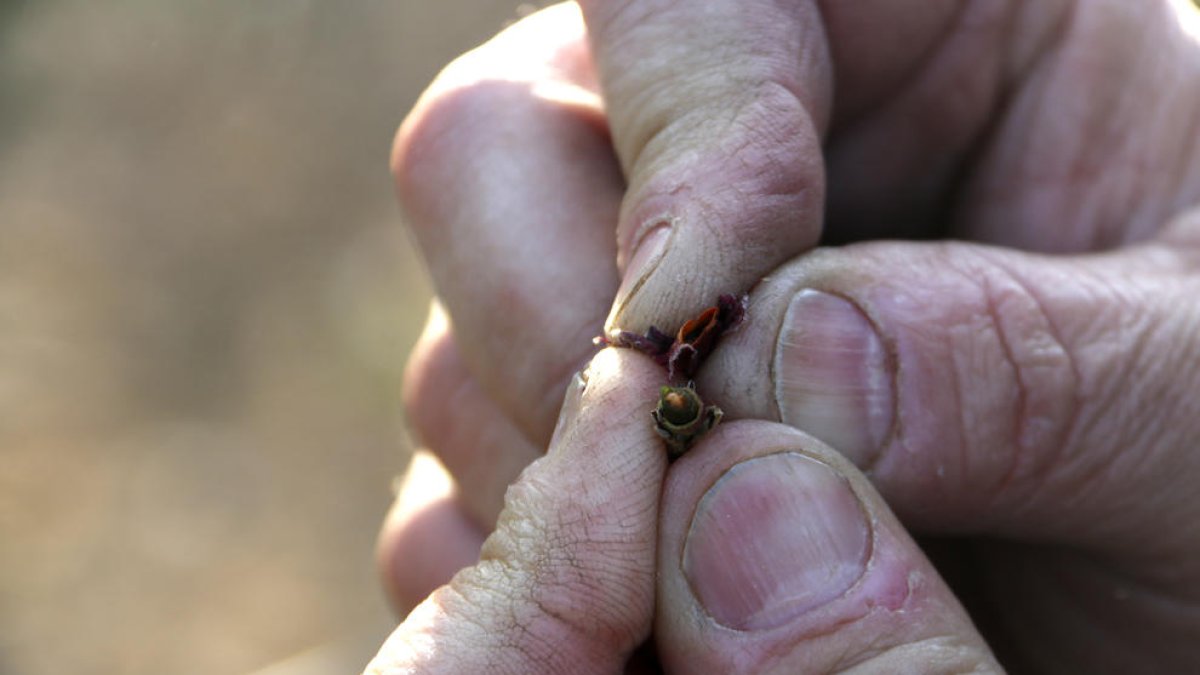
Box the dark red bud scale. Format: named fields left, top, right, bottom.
left=596, top=293, right=746, bottom=382
left=596, top=294, right=747, bottom=460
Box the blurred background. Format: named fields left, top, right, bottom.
left=0, top=1, right=543, bottom=672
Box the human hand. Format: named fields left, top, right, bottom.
left=366, top=349, right=1001, bottom=673
left=379, top=1, right=1200, bottom=671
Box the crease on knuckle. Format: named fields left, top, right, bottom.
left=989, top=261, right=1079, bottom=494
left=948, top=252, right=1083, bottom=514
left=1034, top=270, right=1167, bottom=515
left=1061, top=273, right=1198, bottom=515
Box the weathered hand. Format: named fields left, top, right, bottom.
left=379, top=1, right=1200, bottom=671
left=367, top=350, right=1000, bottom=673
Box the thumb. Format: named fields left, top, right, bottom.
left=698, top=233, right=1200, bottom=566
left=364, top=349, right=665, bottom=675
left=656, top=421, right=1000, bottom=674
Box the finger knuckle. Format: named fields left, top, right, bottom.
left=400, top=329, right=458, bottom=450
left=392, top=8, right=584, bottom=221
left=390, top=73, right=511, bottom=220
left=725, top=79, right=826, bottom=212
left=632, top=76, right=821, bottom=197
left=954, top=252, right=1082, bottom=512
left=623, top=78, right=825, bottom=295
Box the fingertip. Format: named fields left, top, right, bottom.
left=370, top=348, right=670, bottom=675
left=532, top=346, right=667, bottom=498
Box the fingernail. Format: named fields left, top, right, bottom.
left=548, top=370, right=588, bottom=450
left=683, top=453, right=871, bottom=631
left=775, top=290, right=893, bottom=467
left=614, top=222, right=672, bottom=312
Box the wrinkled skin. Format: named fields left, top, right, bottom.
left=369, top=1, right=1200, bottom=673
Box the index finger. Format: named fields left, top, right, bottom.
left=578, top=0, right=832, bottom=334
left=577, top=0, right=1036, bottom=333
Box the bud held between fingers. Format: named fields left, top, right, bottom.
left=600, top=295, right=745, bottom=459
left=653, top=382, right=723, bottom=460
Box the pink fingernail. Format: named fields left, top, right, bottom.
left=683, top=453, right=870, bottom=631
left=775, top=290, right=893, bottom=467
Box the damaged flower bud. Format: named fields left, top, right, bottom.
left=597, top=294, right=745, bottom=460
left=652, top=381, right=723, bottom=460
left=597, top=293, right=746, bottom=382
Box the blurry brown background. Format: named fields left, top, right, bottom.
left=0, top=1, right=539, bottom=673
